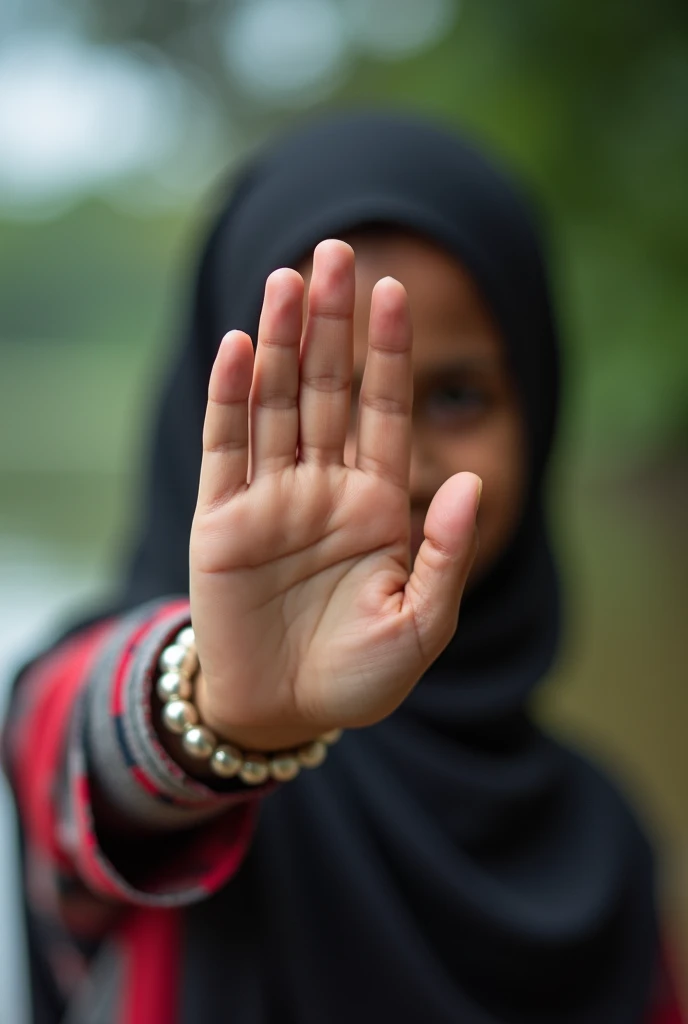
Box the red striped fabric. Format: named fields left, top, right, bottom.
left=118, top=909, right=183, bottom=1024
left=11, top=623, right=112, bottom=862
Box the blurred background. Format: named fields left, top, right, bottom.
left=0, top=0, right=686, bottom=1017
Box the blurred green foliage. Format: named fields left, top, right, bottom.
left=342, top=0, right=688, bottom=457
left=1, top=0, right=686, bottom=474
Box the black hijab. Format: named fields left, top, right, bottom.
left=121, top=112, right=656, bottom=1021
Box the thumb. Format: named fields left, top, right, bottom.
left=404, top=472, right=481, bottom=663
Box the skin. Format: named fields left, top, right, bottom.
left=189, top=236, right=526, bottom=756
left=305, top=231, right=526, bottom=579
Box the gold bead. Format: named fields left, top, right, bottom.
left=161, top=699, right=198, bottom=735
left=321, top=728, right=343, bottom=745
left=159, top=643, right=197, bottom=678
left=239, top=753, right=270, bottom=786
left=210, top=744, right=243, bottom=779
left=175, top=626, right=195, bottom=649
left=298, top=740, right=327, bottom=769
left=156, top=671, right=192, bottom=702
left=182, top=725, right=216, bottom=760
left=269, top=753, right=301, bottom=782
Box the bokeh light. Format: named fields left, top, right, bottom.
left=0, top=35, right=181, bottom=205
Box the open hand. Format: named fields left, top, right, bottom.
left=190, top=239, right=480, bottom=751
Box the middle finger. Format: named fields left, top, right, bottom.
left=298, top=239, right=355, bottom=466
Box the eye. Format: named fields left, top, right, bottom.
left=424, top=381, right=488, bottom=424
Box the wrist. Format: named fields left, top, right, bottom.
left=155, top=626, right=342, bottom=785
left=195, top=669, right=327, bottom=753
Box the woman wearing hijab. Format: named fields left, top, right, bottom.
left=1, top=113, right=682, bottom=1023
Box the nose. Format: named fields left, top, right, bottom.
left=409, top=433, right=440, bottom=505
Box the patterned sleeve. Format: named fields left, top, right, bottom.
left=2, top=598, right=265, bottom=926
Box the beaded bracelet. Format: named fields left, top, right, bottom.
left=156, top=626, right=342, bottom=786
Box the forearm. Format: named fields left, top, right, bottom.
left=83, top=600, right=250, bottom=834
left=4, top=599, right=264, bottom=914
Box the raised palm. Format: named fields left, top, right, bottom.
left=190, top=240, right=480, bottom=751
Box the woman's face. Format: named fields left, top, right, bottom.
left=300, top=232, right=527, bottom=579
